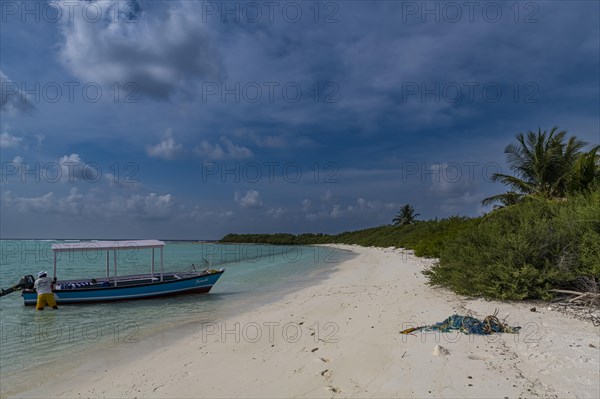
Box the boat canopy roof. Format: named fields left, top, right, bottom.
left=51, top=240, right=165, bottom=252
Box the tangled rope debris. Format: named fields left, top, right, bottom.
left=400, top=310, right=521, bottom=335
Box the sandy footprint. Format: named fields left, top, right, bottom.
left=468, top=354, right=493, bottom=361
left=321, top=369, right=332, bottom=378
left=326, top=385, right=341, bottom=394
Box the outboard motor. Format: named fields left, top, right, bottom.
left=0, top=275, right=36, bottom=297
left=16, top=275, right=35, bottom=290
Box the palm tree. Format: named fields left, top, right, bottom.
left=393, top=204, right=420, bottom=226
left=482, top=127, right=591, bottom=207
left=568, top=145, right=600, bottom=193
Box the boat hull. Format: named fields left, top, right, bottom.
left=22, top=271, right=224, bottom=306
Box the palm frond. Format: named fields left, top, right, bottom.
left=481, top=192, right=524, bottom=207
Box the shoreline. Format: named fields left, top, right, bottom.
left=12, top=244, right=600, bottom=398
left=1, top=246, right=353, bottom=398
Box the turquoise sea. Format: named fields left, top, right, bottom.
left=0, top=240, right=353, bottom=394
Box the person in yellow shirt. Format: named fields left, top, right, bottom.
left=34, top=271, right=58, bottom=310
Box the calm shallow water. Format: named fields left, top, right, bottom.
left=0, top=240, right=353, bottom=385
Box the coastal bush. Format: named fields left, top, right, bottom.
left=426, top=188, right=600, bottom=300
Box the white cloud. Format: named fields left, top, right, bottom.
left=234, top=190, right=263, bottom=209
left=221, top=138, right=253, bottom=159
left=58, top=187, right=85, bottom=215
left=3, top=189, right=175, bottom=220
left=58, top=154, right=102, bottom=182
left=302, top=197, right=398, bottom=222
left=146, top=129, right=183, bottom=160
left=3, top=188, right=85, bottom=215
left=53, top=1, right=223, bottom=100
left=267, top=207, right=285, bottom=218
left=103, top=171, right=141, bottom=189
left=119, top=193, right=174, bottom=219
left=321, top=189, right=334, bottom=202
left=348, top=198, right=396, bottom=213
left=195, top=137, right=253, bottom=160
left=0, top=70, right=35, bottom=114
left=0, top=128, right=44, bottom=150
left=3, top=191, right=56, bottom=214
left=187, top=206, right=234, bottom=221
left=301, top=199, right=311, bottom=212
left=0, top=132, right=24, bottom=148
left=234, top=129, right=288, bottom=148
left=330, top=204, right=343, bottom=218
left=196, top=140, right=224, bottom=160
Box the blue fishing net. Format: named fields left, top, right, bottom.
left=425, top=314, right=521, bottom=335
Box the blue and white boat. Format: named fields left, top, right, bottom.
left=20, top=240, right=224, bottom=306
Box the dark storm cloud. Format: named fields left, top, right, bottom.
left=54, top=1, right=224, bottom=100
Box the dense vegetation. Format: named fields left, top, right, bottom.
left=427, top=189, right=600, bottom=300
left=221, top=128, right=599, bottom=300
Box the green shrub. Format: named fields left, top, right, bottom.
left=426, top=189, right=600, bottom=300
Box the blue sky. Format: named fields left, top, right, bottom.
left=1, top=0, right=599, bottom=239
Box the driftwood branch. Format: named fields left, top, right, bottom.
left=549, top=288, right=600, bottom=309
left=548, top=289, right=600, bottom=326
left=549, top=290, right=600, bottom=299
left=569, top=293, right=592, bottom=303
left=549, top=289, right=587, bottom=296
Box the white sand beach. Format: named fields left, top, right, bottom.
left=16, top=245, right=600, bottom=398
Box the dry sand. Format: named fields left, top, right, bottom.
left=16, top=245, right=600, bottom=398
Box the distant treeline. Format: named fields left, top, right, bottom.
left=221, top=188, right=600, bottom=301
left=220, top=216, right=476, bottom=259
